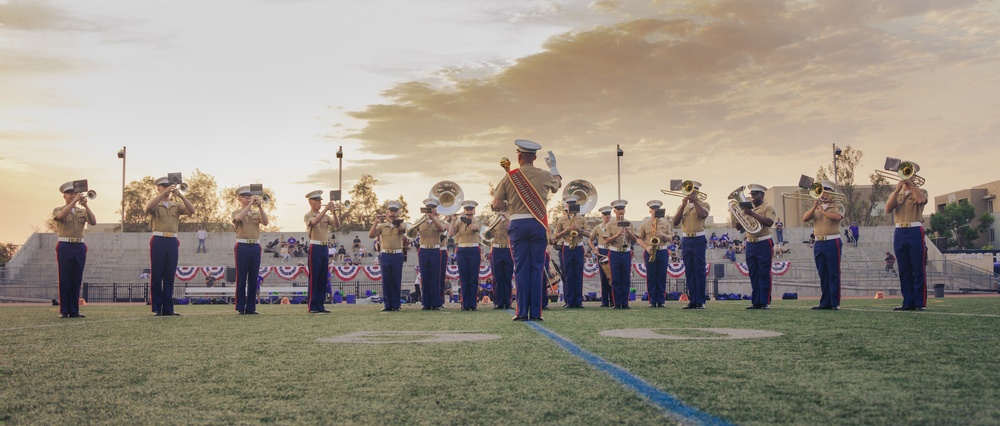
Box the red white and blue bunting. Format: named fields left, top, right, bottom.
left=258, top=267, right=272, bottom=279
left=445, top=265, right=460, bottom=280
left=734, top=262, right=792, bottom=277
left=632, top=263, right=648, bottom=278
left=362, top=266, right=382, bottom=280
left=202, top=266, right=226, bottom=280
left=663, top=263, right=712, bottom=278
left=735, top=262, right=751, bottom=276
left=479, top=265, right=492, bottom=280
left=175, top=266, right=200, bottom=281
left=273, top=265, right=306, bottom=280
left=583, top=263, right=600, bottom=278
left=332, top=266, right=360, bottom=281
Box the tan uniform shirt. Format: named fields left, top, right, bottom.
left=638, top=218, right=673, bottom=248
left=150, top=202, right=190, bottom=233
left=554, top=215, right=587, bottom=247
left=453, top=218, right=481, bottom=245
left=304, top=211, right=335, bottom=242
left=808, top=202, right=844, bottom=237
left=892, top=191, right=927, bottom=224
left=372, top=223, right=405, bottom=250
left=744, top=203, right=776, bottom=239
left=605, top=220, right=634, bottom=251
left=494, top=163, right=560, bottom=217
left=490, top=219, right=510, bottom=246
left=417, top=220, right=444, bottom=247
left=233, top=210, right=262, bottom=240
left=679, top=201, right=711, bottom=235
left=590, top=223, right=611, bottom=248
left=52, top=206, right=88, bottom=238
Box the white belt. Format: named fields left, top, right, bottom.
left=58, top=237, right=85, bottom=243
left=310, top=240, right=327, bottom=245
left=607, top=246, right=631, bottom=252
left=381, top=249, right=403, bottom=254
left=457, top=243, right=479, bottom=248
left=492, top=244, right=509, bottom=248
left=152, top=232, right=176, bottom=238
left=561, top=241, right=585, bottom=248
left=596, top=244, right=608, bottom=250
left=419, top=244, right=440, bottom=249
left=236, top=238, right=259, bottom=244
left=682, top=231, right=705, bottom=238
left=745, top=235, right=771, bottom=243
left=815, top=234, right=840, bottom=241
left=509, top=214, right=534, bottom=221
left=895, top=222, right=923, bottom=228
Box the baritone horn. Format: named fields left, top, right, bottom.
left=479, top=213, right=508, bottom=244
left=877, top=157, right=925, bottom=187
left=661, top=179, right=707, bottom=201
left=727, top=186, right=762, bottom=234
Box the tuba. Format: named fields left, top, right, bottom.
left=430, top=181, right=463, bottom=216
left=877, top=157, right=925, bottom=187
left=661, top=179, right=707, bottom=201
left=727, top=186, right=762, bottom=234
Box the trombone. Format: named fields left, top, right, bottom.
left=876, top=157, right=925, bottom=187
left=660, top=179, right=707, bottom=201
left=781, top=175, right=845, bottom=204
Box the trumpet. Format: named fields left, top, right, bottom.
left=78, top=190, right=97, bottom=200
left=661, top=179, right=707, bottom=201
left=174, top=182, right=189, bottom=194
left=728, top=186, right=762, bottom=234
left=877, top=157, right=925, bottom=187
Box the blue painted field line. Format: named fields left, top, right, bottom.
left=526, top=321, right=732, bottom=426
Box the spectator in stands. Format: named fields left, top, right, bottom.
left=709, top=232, right=719, bottom=249
left=774, top=218, right=784, bottom=244
left=336, top=245, right=347, bottom=263
left=667, top=239, right=679, bottom=263
left=724, top=246, right=737, bottom=262
left=196, top=227, right=208, bottom=253
left=718, top=233, right=731, bottom=249
left=849, top=222, right=860, bottom=247
left=280, top=243, right=290, bottom=263
left=205, top=275, right=217, bottom=287
left=353, top=235, right=362, bottom=256
left=884, top=252, right=897, bottom=277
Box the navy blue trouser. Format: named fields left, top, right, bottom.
left=510, top=219, right=546, bottom=318
left=561, top=245, right=584, bottom=306
left=234, top=242, right=261, bottom=313
left=894, top=227, right=927, bottom=309
left=813, top=238, right=842, bottom=308
left=380, top=252, right=403, bottom=309
left=56, top=241, right=86, bottom=315
left=418, top=248, right=441, bottom=308
left=307, top=244, right=329, bottom=312
left=492, top=247, right=514, bottom=308
left=746, top=238, right=774, bottom=306
left=150, top=236, right=179, bottom=314
left=610, top=250, right=632, bottom=307
left=457, top=247, right=481, bottom=309
left=597, top=248, right=611, bottom=306
left=682, top=236, right=707, bottom=306
left=644, top=249, right=668, bottom=305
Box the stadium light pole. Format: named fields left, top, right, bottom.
left=832, top=143, right=842, bottom=187
left=117, top=146, right=126, bottom=234
left=616, top=145, right=624, bottom=200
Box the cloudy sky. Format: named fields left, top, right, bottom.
left=2, top=0, right=999, bottom=244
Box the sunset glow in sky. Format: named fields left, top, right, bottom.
left=3, top=0, right=999, bottom=244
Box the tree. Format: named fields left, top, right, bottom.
left=863, top=172, right=892, bottom=227
left=816, top=145, right=890, bottom=226
left=180, top=169, right=228, bottom=231
left=219, top=184, right=281, bottom=232
left=340, top=174, right=380, bottom=232
left=929, top=201, right=995, bottom=249
left=0, top=242, right=19, bottom=265
left=119, top=176, right=157, bottom=232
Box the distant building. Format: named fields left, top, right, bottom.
left=765, top=184, right=894, bottom=229
left=933, top=179, right=1000, bottom=249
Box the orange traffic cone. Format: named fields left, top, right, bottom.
left=874, top=292, right=885, bottom=299
left=679, top=293, right=689, bottom=301
left=79, top=298, right=87, bottom=306
left=280, top=297, right=290, bottom=305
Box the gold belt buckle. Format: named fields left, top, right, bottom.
left=70, top=238, right=82, bottom=243
left=163, top=232, right=175, bottom=238
left=900, top=222, right=910, bottom=228
left=247, top=239, right=258, bottom=244
left=747, top=237, right=758, bottom=243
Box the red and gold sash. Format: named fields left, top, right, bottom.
left=509, top=168, right=548, bottom=227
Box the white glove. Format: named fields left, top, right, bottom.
left=546, top=150, right=560, bottom=176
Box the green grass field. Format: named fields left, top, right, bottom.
left=2, top=297, right=998, bottom=425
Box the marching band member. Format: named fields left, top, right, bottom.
left=587, top=206, right=614, bottom=307
left=802, top=180, right=844, bottom=310
left=885, top=175, right=928, bottom=311
left=492, top=139, right=562, bottom=321
left=449, top=200, right=482, bottom=311
left=146, top=176, right=195, bottom=316
left=369, top=201, right=406, bottom=312
left=672, top=181, right=710, bottom=309
left=304, top=190, right=339, bottom=314
left=552, top=195, right=588, bottom=308
left=737, top=184, right=776, bottom=310
left=232, top=186, right=269, bottom=315
left=53, top=181, right=96, bottom=318
left=637, top=200, right=672, bottom=308
left=486, top=211, right=514, bottom=310
left=415, top=197, right=448, bottom=310
left=604, top=200, right=636, bottom=309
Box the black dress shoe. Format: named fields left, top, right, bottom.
left=622, top=305, right=630, bottom=309
left=245, top=311, right=259, bottom=315
left=528, top=316, right=544, bottom=321
left=695, top=305, right=705, bottom=309
left=612, top=306, right=621, bottom=309
left=761, top=305, right=770, bottom=310
left=746, top=305, right=758, bottom=310
left=381, top=308, right=392, bottom=312
left=309, top=310, right=320, bottom=313
left=512, top=316, right=528, bottom=321
left=811, top=306, right=826, bottom=310
left=318, top=310, right=331, bottom=314
left=830, top=306, right=840, bottom=310
left=237, top=311, right=245, bottom=315
left=892, top=306, right=914, bottom=311
left=682, top=304, right=696, bottom=310
left=71, top=313, right=85, bottom=318
left=421, top=306, right=431, bottom=310
left=153, top=312, right=162, bottom=316
left=542, top=307, right=549, bottom=310
left=915, top=307, right=926, bottom=311
left=562, top=304, right=569, bottom=308
left=170, top=312, right=181, bottom=316
left=59, top=313, right=69, bottom=319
